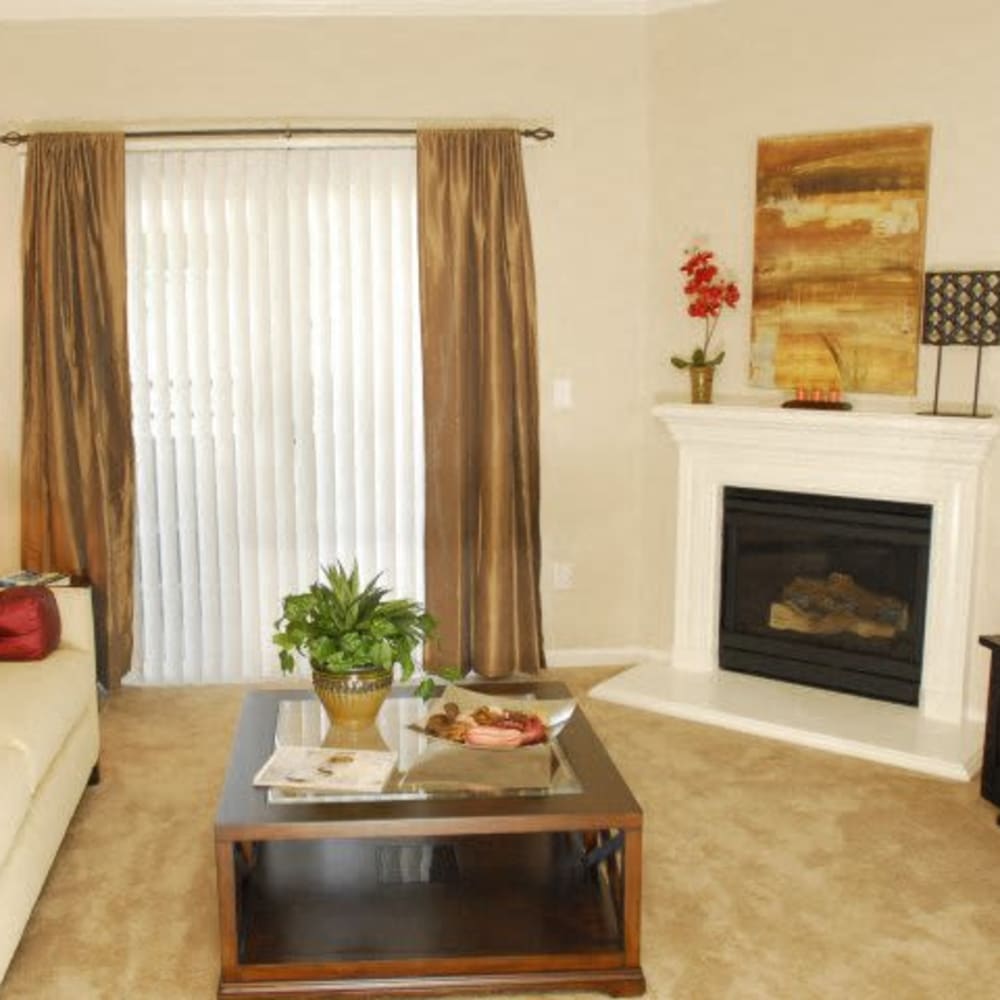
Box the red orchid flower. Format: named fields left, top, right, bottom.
left=671, top=246, right=741, bottom=370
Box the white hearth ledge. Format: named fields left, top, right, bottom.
left=590, top=658, right=983, bottom=780
left=591, top=398, right=999, bottom=780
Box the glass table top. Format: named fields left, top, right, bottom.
left=268, top=689, right=582, bottom=805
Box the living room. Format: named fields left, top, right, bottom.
left=0, top=0, right=999, bottom=998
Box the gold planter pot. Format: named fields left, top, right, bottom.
left=688, top=364, right=715, bottom=404
left=311, top=665, right=393, bottom=729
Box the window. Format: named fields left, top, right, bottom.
left=125, top=142, right=424, bottom=683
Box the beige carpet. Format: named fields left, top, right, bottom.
left=2, top=667, right=999, bottom=1000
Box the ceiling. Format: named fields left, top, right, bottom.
left=0, top=0, right=720, bottom=20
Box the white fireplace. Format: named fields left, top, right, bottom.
left=591, top=399, right=1000, bottom=779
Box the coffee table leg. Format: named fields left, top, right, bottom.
left=621, top=827, right=642, bottom=971
left=581, top=827, right=645, bottom=997
left=215, top=840, right=239, bottom=987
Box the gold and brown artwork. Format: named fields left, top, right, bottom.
left=750, top=125, right=932, bottom=395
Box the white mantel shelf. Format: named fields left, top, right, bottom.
left=655, top=399, right=998, bottom=464
left=592, top=398, right=1000, bottom=780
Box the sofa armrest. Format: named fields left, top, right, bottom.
left=50, top=587, right=96, bottom=655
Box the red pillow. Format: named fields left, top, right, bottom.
left=0, top=586, right=62, bottom=661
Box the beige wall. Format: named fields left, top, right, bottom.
left=3, top=0, right=999, bottom=668
left=0, top=146, right=20, bottom=572
left=0, top=15, right=654, bottom=654
left=641, top=0, right=1000, bottom=701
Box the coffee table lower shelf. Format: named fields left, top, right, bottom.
left=218, top=831, right=645, bottom=998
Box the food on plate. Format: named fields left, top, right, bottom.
left=419, top=702, right=548, bottom=748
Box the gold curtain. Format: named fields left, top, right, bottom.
left=417, top=129, right=545, bottom=678
left=21, top=133, right=135, bottom=689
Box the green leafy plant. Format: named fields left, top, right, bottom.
left=414, top=666, right=465, bottom=702
left=273, top=561, right=436, bottom=680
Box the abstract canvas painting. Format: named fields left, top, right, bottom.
left=750, top=125, right=932, bottom=395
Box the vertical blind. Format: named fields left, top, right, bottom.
left=125, top=143, right=424, bottom=683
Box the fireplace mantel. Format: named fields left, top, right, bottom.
left=592, top=399, right=1000, bottom=779
left=658, top=400, right=998, bottom=467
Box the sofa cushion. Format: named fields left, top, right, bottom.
left=0, top=586, right=61, bottom=661
left=0, top=649, right=95, bottom=792
left=0, top=747, right=32, bottom=864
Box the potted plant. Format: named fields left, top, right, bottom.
left=273, top=561, right=436, bottom=727
left=670, top=246, right=740, bottom=403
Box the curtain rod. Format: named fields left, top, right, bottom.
left=1, top=125, right=555, bottom=147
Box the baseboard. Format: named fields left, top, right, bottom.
left=543, top=646, right=668, bottom=668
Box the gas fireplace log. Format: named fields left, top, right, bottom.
left=768, top=572, right=909, bottom=640
left=769, top=601, right=899, bottom=639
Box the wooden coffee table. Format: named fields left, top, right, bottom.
left=214, top=682, right=645, bottom=998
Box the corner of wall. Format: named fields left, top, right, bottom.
left=0, top=149, right=21, bottom=571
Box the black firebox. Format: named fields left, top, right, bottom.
left=719, top=486, right=932, bottom=705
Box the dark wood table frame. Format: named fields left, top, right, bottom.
left=214, top=684, right=646, bottom=998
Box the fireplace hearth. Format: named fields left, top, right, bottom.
left=590, top=401, right=1000, bottom=779
left=719, top=487, right=931, bottom=705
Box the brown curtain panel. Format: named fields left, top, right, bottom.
left=21, top=132, right=135, bottom=689
left=417, top=129, right=545, bottom=678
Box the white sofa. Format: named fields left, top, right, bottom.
left=0, top=587, right=100, bottom=982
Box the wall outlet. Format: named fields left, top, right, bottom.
left=553, top=562, right=575, bottom=590
left=553, top=378, right=573, bottom=410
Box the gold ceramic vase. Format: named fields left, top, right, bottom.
left=689, top=365, right=715, bottom=404
left=311, top=665, right=393, bottom=728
